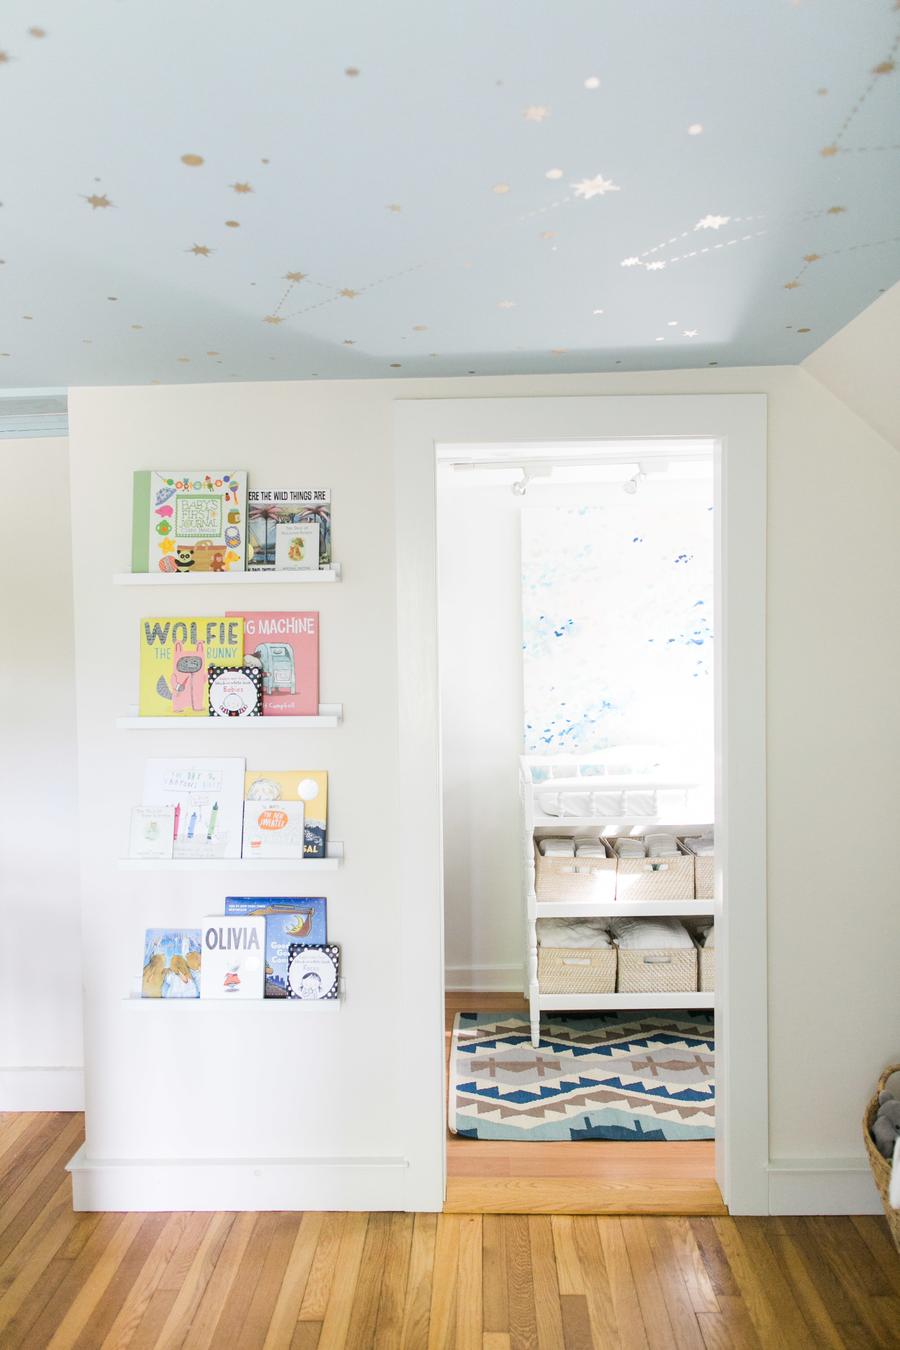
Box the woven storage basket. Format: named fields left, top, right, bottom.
left=616, top=945, right=697, bottom=993
left=690, top=853, right=714, bottom=900
left=609, top=841, right=695, bottom=902
left=863, top=1063, right=900, bottom=1253
left=538, top=944, right=617, bottom=994
left=534, top=842, right=617, bottom=905
left=698, top=944, right=715, bottom=993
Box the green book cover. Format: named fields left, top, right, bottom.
left=131, top=471, right=151, bottom=573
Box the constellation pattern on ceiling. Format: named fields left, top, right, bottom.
left=820, top=24, right=899, bottom=157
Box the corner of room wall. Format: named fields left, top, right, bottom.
left=802, top=283, right=900, bottom=452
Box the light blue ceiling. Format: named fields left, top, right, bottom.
left=1, top=0, right=898, bottom=385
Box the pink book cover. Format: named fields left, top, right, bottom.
left=226, top=611, right=319, bottom=716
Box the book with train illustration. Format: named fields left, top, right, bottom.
left=138, top=616, right=243, bottom=717
left=131, top=471, right=248, bottom=574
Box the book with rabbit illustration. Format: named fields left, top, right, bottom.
left=224, top=899, right=327, bottom=997
left=138, top=616, right=243, bottom=717
left=131, top=470, right=248, bottom=574
left=243, top=770, right=327, bottom=858
left=142, top=928, right=201, bottom=998
left=225, top=611, right=319, bottom=716
left=143, top=757, right=245, bottom=859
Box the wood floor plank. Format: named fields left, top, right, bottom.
left=261, top=1212, right=324, bottom=1350
left=572, top=1217, right=621, bottom=1350
left=664, top=1217, right=719, bottom=1316
left=427, top=1214, right=461, bottom=1350
left=373, top=1212, right=414, bottom=1350
left=597, top=1218, right=649, bottom=1350
left=400, top=1212, right=438, bottom=1350
left=455, top=1214, right=483, bottom=1350
left=482, top=1337, right=511, bottom=1350
left=687, top=1219, right=739, bottom=1299
left=206, top=1213, right=279, bottom=1345
left=290, top=1323, right=321, bottom=1350
left=343, top=1212, right=392, bottom=1350
left=762, top=1232, right=846, bottom=1350
left=235, top=1213, right=303, bottom=1350
left=710, top=1219, right=796, bottom=1350
left=182, top=1212, right=257, bottom=1350
left=0, top=1112, right=65, bottom=1206
left=153, top=1210, right=235, bottom=1350
left=42, top=1211, right=147, bottom=1350
left=504, top=1215, right=538, bottom=1350
left=11, top=1213, right=128, bottom=1350
left=641, top=1218, right=705, bottom=1350
left=558, top=1295, right=592, bottom=1350
left=527, top=1217, right=565, bottom=1350
left=0, top=1176, right=72, bottom=1297
left=481, top=1215, right=509, bottom=1334
left=800, top=1217, right=895, bottom=1349
left=620, top=1217, right=679, bottom=1350
left=70, top=1213, right=170, bottom=1350
left=848, top=1215, right=900, bottom=1293
left=0, top=1184, right=83, bottom=1332
left=550, top=1217, right=584, bottom=1296
left=317, top=1212, right=369, bottom=1350
left=99, top=1213, right=189, bottom=1350
left=298, top=1213, right=346, bottom=1322
left=0, top=1113, right=81, bottom=1244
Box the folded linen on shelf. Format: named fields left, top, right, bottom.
left=696, top=923, right=715, bottom=948
left=613, top=838, right=646, bottom=858
left=644, top=832, right=680, bottom=857
left=609, top=917, right=695, bottom=950
left=537, top=918, right=612, bottom=949
left=539, top=838, right=575, bottom=857
left=575, top=844, right=607, bottom=858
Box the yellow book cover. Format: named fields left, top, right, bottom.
left=139, top=617, right=244, bottom=716
left=243, top=770, right=328, bottom=857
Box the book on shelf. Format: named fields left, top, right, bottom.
left=244, top=770, right=328, bottom=858
left=200, top=917, right=265, bottom=999
left=286, top=943, right=340, bottom=1000
left=275, top=522, right=320, bottom=570
left=142, top=929, right=201, bottom=998
left=225, top=898, right=328, bottom=998
left=242, top=800, right=305, bottom=858
left=132, top=471, right=248, bottom=574
left=226, top=611, right=319, bottom=716
left=247, top=488, right=331, bottom=570
left=208, top=664, right=263, bottom=718
left=142, top=757, right=245, bottom=859
left=138, top=616, right=243, bottom=717
left=128, top=806, right=175, bottom=859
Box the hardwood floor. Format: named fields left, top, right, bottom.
left=445, top=993, right=723, bottom=1215
left=1, top=1112, right=898, bottom=1348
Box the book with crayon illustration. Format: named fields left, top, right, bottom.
left=243, top=770, right=328, bottom=858
left=132, top=471, right=248, bottom=574
left=138, top=616, right=243, bottom=717
left=142, top=757, right=245, bottom=859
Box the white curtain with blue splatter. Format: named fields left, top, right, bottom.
left=522, top=496, right=713, bottom=775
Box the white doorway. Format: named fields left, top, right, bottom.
left=395, top=394, right=767, bottom=1215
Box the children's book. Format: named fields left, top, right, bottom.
left=242, top=800, right=305, bottom=858
left=208, top=665, right=263, bottom=718
left=247, top=488, right=331, bottom=569
left=139, top=616, right=243, bottom=717
left=225, top=611, right=319, bottom=716
left=200, top=917, right=265, bottom=999
left=275, top=522, right=319, bottom=570
left=243, top=770, right=328, bottom=858
left=143, top=757, right=245, bottom=859
left=224, top=900, right=328, bottom=997
left=142, top=928, right=201, bottom=998
left=132, top=471, right=248, bottom=574
left=129, top=806, right=175, bottom=859
left=286, top=943, right=341, bottom=1001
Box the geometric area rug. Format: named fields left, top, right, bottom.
left=450, top=1011, right=715, bottom=1141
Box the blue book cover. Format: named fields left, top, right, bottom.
left=224, top=898, right=326, bottom=997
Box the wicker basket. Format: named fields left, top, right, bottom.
left=534, top=841, right=617, bottom=905
left=690, top=853, right=714, bottom=900
left=616, top=945, right=697, bottom=993
left=863, top=1063, right=900, bottom=1253
left=609, top=840, right=695, bottom=903
left=698, top=944, right=715, bottom=993
left=538, top=944, right=617, bottom=994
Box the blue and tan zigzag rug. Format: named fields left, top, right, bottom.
left=450, top=1011, right=715, bottom=1141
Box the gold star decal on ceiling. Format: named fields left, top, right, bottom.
left=412, top=324, right=428, bottom=331
left=827, top=205, right=846, bottom=214
left=83, top=193, right=113, bottom=210
left=207, top=351, right=220, bottom=356
left=262, top=315, right=285, bottom=325
left=0, top=52, right=10, bottom=64
left=540, top=231, right=556, bottom=240
left=345, top=66, right=360, bottom=77
left=493, top=183, right=510, bottom=195
left=797, top=327, right=811, bottom=333
left=571, top=174, right=620, bottom=199
left=550, top=348, right=567, bottom=355
left=28, top=27, right=46, bottom=38
left=230, top=181, right=253, bottom=194
left=284, top=271, right=306, bottom=282
left=820, top=145, right=839, bottom=157
left=188, top=244, right=212, bottom=256
left=523, top=105, right=550, bottom=122
left=176, top=356, right=191, bottom=363
left=225, top=220, right=240, bottom=228
left=386, top=203, right=402, bottom=213
left=872, top=60, right=895, bottom=75
left=181, top=154, right=204, bottom=167
left=784, top=280, right=800, bottom=290
left=338, top=288, right=359, bottom=299
left=802, top=253, right=822, bottom=263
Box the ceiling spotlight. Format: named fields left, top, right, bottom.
left=622, top=470, right=645, bottom=495
left=512, top=477, right=528, bottom=497
left=511, top=462, right=553, bottom=497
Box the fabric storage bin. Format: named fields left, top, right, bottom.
left=616, top=945, right=697, bottom=993
left=538, top=944, right=617, bottom=994
left=534, top=841, right=617, bottom=904
left=608, top=839, right=695, bottom=902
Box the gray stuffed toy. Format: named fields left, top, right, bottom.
left=872, top=1071, right=900, bottom=1159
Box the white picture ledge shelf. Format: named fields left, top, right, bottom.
left=123, top=980, right=346, bottom=1009
left=113, top=565, right=341, bottom=585
left=118, top=842, right=344, bottom=872
left=116, top=704, right=343, bottom=729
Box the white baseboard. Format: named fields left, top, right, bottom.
left=767, top=1158, right=882, bottom=1215
left=445, top=963, right=523, bottom=992
left=0, top=1067, right=84, bottom=1111
left=66, top=1145, right=414, bottom=1212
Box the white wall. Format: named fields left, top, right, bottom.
left=0, top=437, right=84, bottom=1110
left=804, top=282, right=900, bottom=451
left=66, top=366, right=900, bottom=1206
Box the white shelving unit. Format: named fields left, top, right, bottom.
left=118, top=842, right=344, bottom=872
left=113, top=566, right=341, bottom=585
left=116, top=704, right=343, bottom=730
left=538, top=991, right=714, bottom=1012
left=534, top=898, right=717, bottom=920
